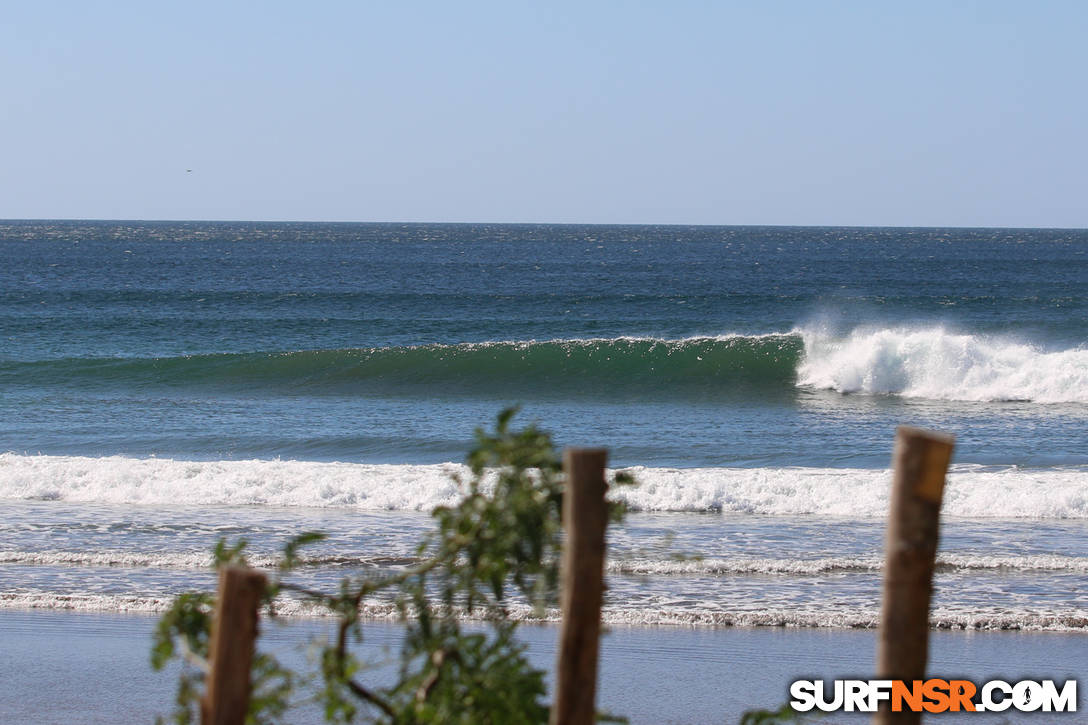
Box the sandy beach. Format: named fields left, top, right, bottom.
left=3, top=610, right=1083, bottom=724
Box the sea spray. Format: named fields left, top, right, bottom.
left=798, top=326, right=1088, bottom=402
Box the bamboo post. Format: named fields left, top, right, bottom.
left=551, top=448, right=609, bottom=725
left=202, top=566, right=268, bottom=725
left=874, top=426, right=955, bottom=725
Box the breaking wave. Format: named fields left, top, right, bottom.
left=3, top=454, right=1088, bottom=518
left=798, top=326, right=1088, bottom=403
left=0, top=335, right=800, bottom=398
left=4, top=326, right=1085, bottom=403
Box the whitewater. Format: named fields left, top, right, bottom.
left=797, top=326, right=1088, bottom=403
left=2, top=221, right=1088, bottom=634
left=3, top=453, right=1088, bottom=518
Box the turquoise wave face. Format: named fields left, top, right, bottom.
left=6, top=222, right=1088, bottom=638
left=2, top=221, right=1088, bottom=466
left=7, top=328, right=1088, bottom=404
left=3, top=222, right=1087, bottom=364
left=0, top=335, right=804, bottom=399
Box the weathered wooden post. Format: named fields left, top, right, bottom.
left=202, top=566, right=268, bottom=725
left=551, top=448, right=609, bottom=725
left=874, top=426, right=955, bottom=725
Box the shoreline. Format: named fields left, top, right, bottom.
left=6, top=588, right=1088, bottom=635
left=2, top=609, right=1085, bottom=724
left=4, top=595, right=1088, bottom=634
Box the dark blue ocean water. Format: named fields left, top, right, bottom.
left=2, top=221, right=1086, bottom=467
left=3, top=221, right=1088, bottom=631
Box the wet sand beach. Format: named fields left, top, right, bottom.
left=2, top=610, right=1083, bottom=724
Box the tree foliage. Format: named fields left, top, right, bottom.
left=152, top=408, right=626, bottom=724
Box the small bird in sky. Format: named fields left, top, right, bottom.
left=186, top=169, right=192, bottom=173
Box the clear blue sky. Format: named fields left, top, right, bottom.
left=3, top=1, right=1085, bottom=227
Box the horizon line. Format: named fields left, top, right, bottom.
left=2, top=217, right=1086, bottom=232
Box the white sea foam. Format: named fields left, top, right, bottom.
left=0, top=454, right=470, bottom=510
left=600, top=606, right=1088, bottom=631
left=617, top=463, right=1088, bottom=517
left=2, top=592, right=1085, bottom=632
left=2, top=454, right=1088, bottom=518
left=0, top=550, right=216, bottom=569
left=608, top=553, right=1088, bottom=575
left=0, top=550, right=412, bottom=570
left=797, top=326, right=1088, bottom=403
left=9, top=549, right=1088, bottom=575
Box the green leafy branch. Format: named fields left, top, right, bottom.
left=152, top=407, right=627, bottom=724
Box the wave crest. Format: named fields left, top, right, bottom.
left=5, top=327, right=1087, bottom=404
left=798, top=327, right=1088, bottom=403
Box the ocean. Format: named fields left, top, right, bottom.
left=2, top=220, right=1088, bottom=634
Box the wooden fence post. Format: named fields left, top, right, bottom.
left=202, top=566, right=268, bottom=725
left=551, top=448, right=609, bottom=725
left=874, top=426, right=955, bottom=725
